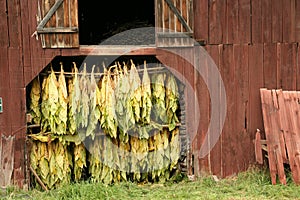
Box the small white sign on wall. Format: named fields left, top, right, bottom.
left=0, top=97, right=2, bottom=113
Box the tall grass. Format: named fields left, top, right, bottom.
left=2, top=166, right=300, bottom=200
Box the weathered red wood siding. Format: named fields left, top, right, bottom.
left=0, top=0, right=300, bottom=187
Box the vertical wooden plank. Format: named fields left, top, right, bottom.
left=248, top=44, right=264, bottom=147
left=206, top=45, right=222, bottom=177
left=20, top=0, right=32, bottom=85
left=297, top=45, right=300, bottom=90
left=49, top=0, right=57, bottom=47
left=220, top=44, right=237, bottom=177
left=262, top=0, right=272, bottom=43
left=56, top=0, right=64, bottom=47
left=7, top=0, right=22, bottom=48
left=194, top=0, right=208, bottom=42
left=9, top=87, right=26, bottom=186
left=31, top=0, right=45, bottom=78
left=263, top=43, right=277, bottom=89
left=260, top=89, right=286, bottom=185
left=0, top=135, right=14, bottom=187
left=280, top=43, right=297, bottom=90
left=175, top=0, right=182, bottom=32
left=271, top=0, right=283, bottom=42
left=251, top=0, right=263, bottom=43
left=0, top=0, right=9, bottom=47
left=283, top=0, right=296, bottom=42
left=209, top=0, right=226, bottom=44
left=239, top=0, right=251, bottom=43
left=255, top=130, right=263, bottom=164
left=234, top=44, right=250, bottom=171
left=0, top=48, right=9, bottom=89
left=180, top=0, right=187, bottom=32
left=0, top=89, right=12, bottom=136
left=163, top=0, right=169, bottom=45
left=169, top=0, right=175, bottom=33
left=279, top=91, right=300, bottom=184
left=62, top=0, right=71, bottom=46
left=8, top=48, right=24, bottom=88
left=296, top=1, right=300, bottom=42
left=194, top=46, right=210, bottom=176
left=156, top=0, right=163, bottom=30
left=226, top=0, right=239, bottom=44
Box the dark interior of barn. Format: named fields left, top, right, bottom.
left=78, top=1, right=155, bottom=45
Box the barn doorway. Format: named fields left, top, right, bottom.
left=78, top=1, right=155, bottom=45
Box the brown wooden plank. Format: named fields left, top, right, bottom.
left=156, top=0, right=163, bottom=30
left=9, top=88, right=26, bottom=127
left=260, top=89, right=286, bottom=185
left=251, top=0, right=263, bottom=43
left=289, top=91, right=300, bottom=184
left=276, top=43, right=282, bottom=89
left=239, top=0, right=251, bottom=43
left=62, top=0, right=71, bottom=46
left=248, top=44, right=264, bottom=144
left=0, top=48, right=9, bottom=89
left=296, top=1, right=300, bottom=42
left=255, top=130, right=263, bottom=164
left=297, top=45, right=300, bottom=90
left=8, top=48, right=24, bottom=88
left=0, top=89, right=12, bottom=135
left=7, top=0, right=22, bottom=48
left=279, top=90, right=300, bottom=184
left=194, top=0, right=208, bottom=42
left=193, top=46, right=210, bottom=176
left=261, top=0, right=272, bottom=43
left=206, top=44, right=222, bottom=177
left=30, top=0, right=46, bottom=79
left=0, top=0, right=9, bottom=47
left=220, top=44, right=238, bottom=177
left=55, top=0, right=64, bottom=47
left=208, top=0, right=226, bottom=44
left=174, top=0, right=182, bottom=45
left=0, top=135, right=14, bottom=187
left=181, top=0, right=187, bottom=32
left=226, top=0, right=239, bottom=44
left=49, top=0, right=57, bottom=47
left=175, top=0, right=181, bottom=32
left=42, top=0, right=51, bottom=48
left=271, top=0, right=283, bottom=42
left=20, top=0, right=32, bottom=85
left=283, top=0, right=296, bottom=42
left=280, top=43, right=297, bottom=90
left=169, top=0, right=175, bottom=32
left=234, top=44, right=250, bottom=170
left=12, top=126, right=26, bottom=187
left=263, top=43, right=277, bottom=89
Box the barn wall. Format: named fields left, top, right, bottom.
left=192, top=0, right=300, bottom=177
left=0, top=0, right=300, bottom=187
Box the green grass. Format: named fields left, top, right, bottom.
left=2, top=166, right=300, bottom=200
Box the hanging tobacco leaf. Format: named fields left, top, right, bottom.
left=29, top=77, right=41, bottom=125
left=166, top=74, right=179, bottom=131
left=56, top=63, right=68, bottom=135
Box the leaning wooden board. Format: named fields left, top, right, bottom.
left=260, top=88, right=286, bottom=185
left=258, top=88, right=300, bottom=185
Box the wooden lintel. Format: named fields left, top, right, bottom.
left=37, top=27, right=78, bottom=33
left=157, top=32, right=193, bottom=38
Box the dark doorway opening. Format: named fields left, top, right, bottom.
left=78, top=1, right=155, bottom=45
